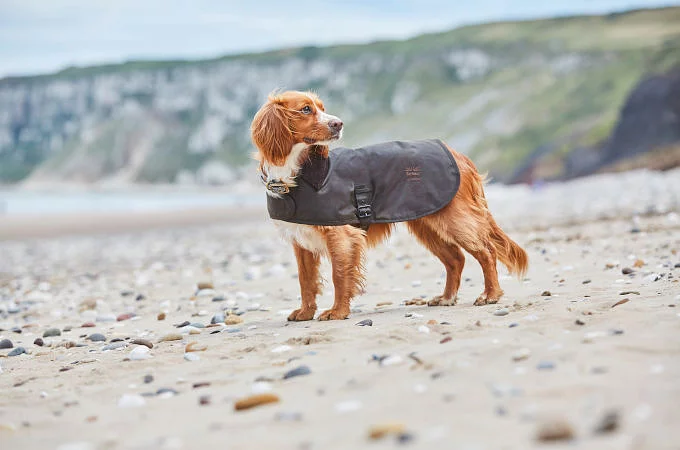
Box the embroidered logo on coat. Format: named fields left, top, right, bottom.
left=404, top=165, right=422, bottom=182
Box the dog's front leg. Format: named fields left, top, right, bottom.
left=288, top=242, right=322, bottom=321
left=318, top=226, right=366, bottom=321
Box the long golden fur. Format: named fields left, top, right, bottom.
left=252, top=91, right=528, bottom=321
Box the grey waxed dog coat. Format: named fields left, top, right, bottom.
left=266, top=139, right=460, bottom=228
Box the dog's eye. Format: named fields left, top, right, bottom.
left=301, top=106, right=312, bottom=115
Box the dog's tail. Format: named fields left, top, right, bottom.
left=488, top=216, right=528, bottom=279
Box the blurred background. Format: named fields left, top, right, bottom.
left=0, top=0, right=679, bottom=221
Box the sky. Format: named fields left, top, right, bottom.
left=0, top=0, right=676, bottom=77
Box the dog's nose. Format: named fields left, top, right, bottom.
left=329, top=119, right=343, bottom=132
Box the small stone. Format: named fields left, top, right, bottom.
left=356, top=319, right=373, bottom=326
left=582, top=279, right=592, bottom=284
left=184, top=353, right=200, bottom=362
left=509, top=323, right=519, bottom=328
left=211, top=313, right=225, bottom=324
left=135, top=294, right=145, bottom=301
left=234, top=393, right=280, bottom=411
left=575, top=319, right=586, bottom=326
left=199, top=395, right=211, bottom=406
left=633, top=259, right=645, bottom=268
left=379, top=355, right=403, bottom=367
left=101, top=342, right=126, bottom=351
left=117, top=394, right=146, bottom=408
left=512, top=348, right=531, bottom=362
left=156, top=388, right=178, bottom=397
left=116, top=313, right=135, bottom=322
left=397, top=433, right=415, bottom=444
left=174, top=321, right=190, bottom=328
left=275, top=411, right=302, bottom=421
left=440, top=336, right=452, bottom=344
left=157, top=313, right=166, bottom=321
left=185, top=342, right=207, bottom=352
left=609, top=329, right=624, bottom=335
left=283, top=365, right=311, bottom=379
left=541, top=290, right=552, bottom=296
left=0, top=339, right=12, bottom=349
left=493, top=308, right=509, bottom=316
left=197, top=281, right=214, bottom=290
left=33, top=338, right=44, bottom=346
left=81, top=322, right=96, bottom=328
left=537, top=361, right=555, bottom=370
left=143, top=374, right=154, bottom=384
left=8, top=347, right=26, bottom=356
left=643, top=273, right=661, bottom=283
left=271, top=345, right=291, bottom=353
left=376, top=301, right=392, bottom=307
left=159, top=333, right=183, bottom=343
left=594, top=411, right=620, bottom=434
left=10, top=327, right=21, bottom=334
left=536, top=419, right=575, bottom=442
left=368, top=423, right=406, bottom=440
left=131, top=339, right=153, bottom=349
left=87, top=333, right=106, bottom=342
left=612, top=298, right=630, bottom=308
left=212, top=295, right=225, bottom=302
left=43, top=328, right=61, bottom=338
left=120, top=290, right=134, bottom=297
left=621, top=267, right=634, bottom=275
left=417, top=325, right=430, bottom=334
left=129, top=346, right=151, bottom=360
left=96, top=314, right=116, bottom=322
left=224, top=314, right=243, bottom=325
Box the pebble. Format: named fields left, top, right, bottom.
left=87, top=333, right=106, bottom=342
left=131, top=339, right=153, bottom=349
left=156, top=388, right=178, bottom=397
left=512, top=348, right=531, bottom=361
left=225, top=314, right=243, bottom=325
left=157, top=313, right=166, bottom=321
left=271, top=345, right=292, bottom=353
left=643, top=273, right=661, bottom=283
left=116, top=313, right=135, bottom=321
left=537, top=361, right=555, bottom=370
left=621, top=267, right=634, bottom=275
left=283, top=365, right=311, bottom=379
left=251, top=382, right=273, bottom=394
left=33, top=338, right=44, bottom=346
left=417, top=325, right=430, bottom=334
left=179, top=326, right=201, bottom=335
left=117, top=394, right=146, bottom=408
left=536, top=419, right=575, bottom=442
left=440, top=336, right=452, bottom=344
left=275, top=412, right=302, bottom=421
left=43, top=328, right=61, bottom=337
left=368, top=423, right=406, bottom=440
left=129, top=346, right=151, bottom=360
left=0, top=339, right=12, bottom=349
left=10, top=327, right=21, bottom=334
left=185, top=342, right=207, bottom=352
left=493, top=308, right=509, bottom=316
left=184, top=353, right=200, bottom=362
left=199, top=395, right=211, bottom=406
left=197, top=281, right=214, bottom=290
left=143, top=374, right=154, bottom=384
left=101, top=342, right=126, bottom=351
left=234, top=393, right=280, bottom=411
left=211, top=313, right=225, bottom=324
left=174, top=321, right=190, bottom=328
left=376, top=301, right=393, bottom=307
left=575, top=319, right=586, bottom=326
left=509, top=323, right=519, bottom=328
left=335, top=400, right=363, bottom=413
left=81, top=322, right=96, bottom=328
left=541, top=290, right=552, bottom=296
left=356, top=319, right=373, bottom=326
left=8, top=347, right=26, bottom=356
left=96, top=314, right=117, bottom=322
left=594, top=410, right=620, bottom=434
left=379, top=355, right=404, bottom=367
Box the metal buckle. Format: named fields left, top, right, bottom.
left=357, top=205, right=372, bottom=218
left=266, top=180, right=290, bottom=194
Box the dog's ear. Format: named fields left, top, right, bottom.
left=251, top=99, right=293, bottom=166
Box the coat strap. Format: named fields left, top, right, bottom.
left=354, top=184, right=373, bottom=231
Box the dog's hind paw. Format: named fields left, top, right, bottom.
left=427, top=295, right=457, bottom=306
left=288, top=308, right=316, bottom=321
left=318, top=308, right=349, bottom=321
left=473, top=292, right=502, bottom=306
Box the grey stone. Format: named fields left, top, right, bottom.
left=0, top=339, right=12, bottom=349
left=8, top=347, right=26, bottom=356
left=283, top=365, right=311, bottom=380
left=493, top=308, right=509, bottom=316
left=356, top=319, right=373, bottom=326
left=88, top=333, right=106, bottom=342
left=43, top=328, right=61, bottom=337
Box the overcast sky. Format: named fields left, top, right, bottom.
left=0, top=0, right=675, bottom=77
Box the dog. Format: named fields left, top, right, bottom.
left=251, top=90, right=528, bottom=321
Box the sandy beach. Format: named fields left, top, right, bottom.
left=1, top=169, right=679, bottom=450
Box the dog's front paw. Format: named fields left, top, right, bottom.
left=318, top=308, right=349, bottom=321
left=288, top=308, right=316, bottom=321
left=427, top=295, right=457, bottom=306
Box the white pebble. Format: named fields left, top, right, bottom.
left=129, top=346, right=151, bottom=361
left=418, top=325, right=430, bottom=334
left=271, top=345, right=292, bottom=353
left=335, top=400, right=363, bottom=413
left=184, top=353, right=200, bottom=362
left=118, top=394, right=146, bottom=408
left=380, top=355, right=404, bottom=366
left=512, top=348, right=531, bottom=361
left=251, top=382, right=273, bottom=394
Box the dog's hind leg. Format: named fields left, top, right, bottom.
left=318, top=226, right=366, bottom=320
left=407, top=220, right=465, bottom=306
left=288, top=242, right=323, bottom=321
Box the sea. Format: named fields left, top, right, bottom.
left=0, top=189, right=262, bottom=216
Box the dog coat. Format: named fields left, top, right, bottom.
left=266, top=139, right=460, bottom=228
